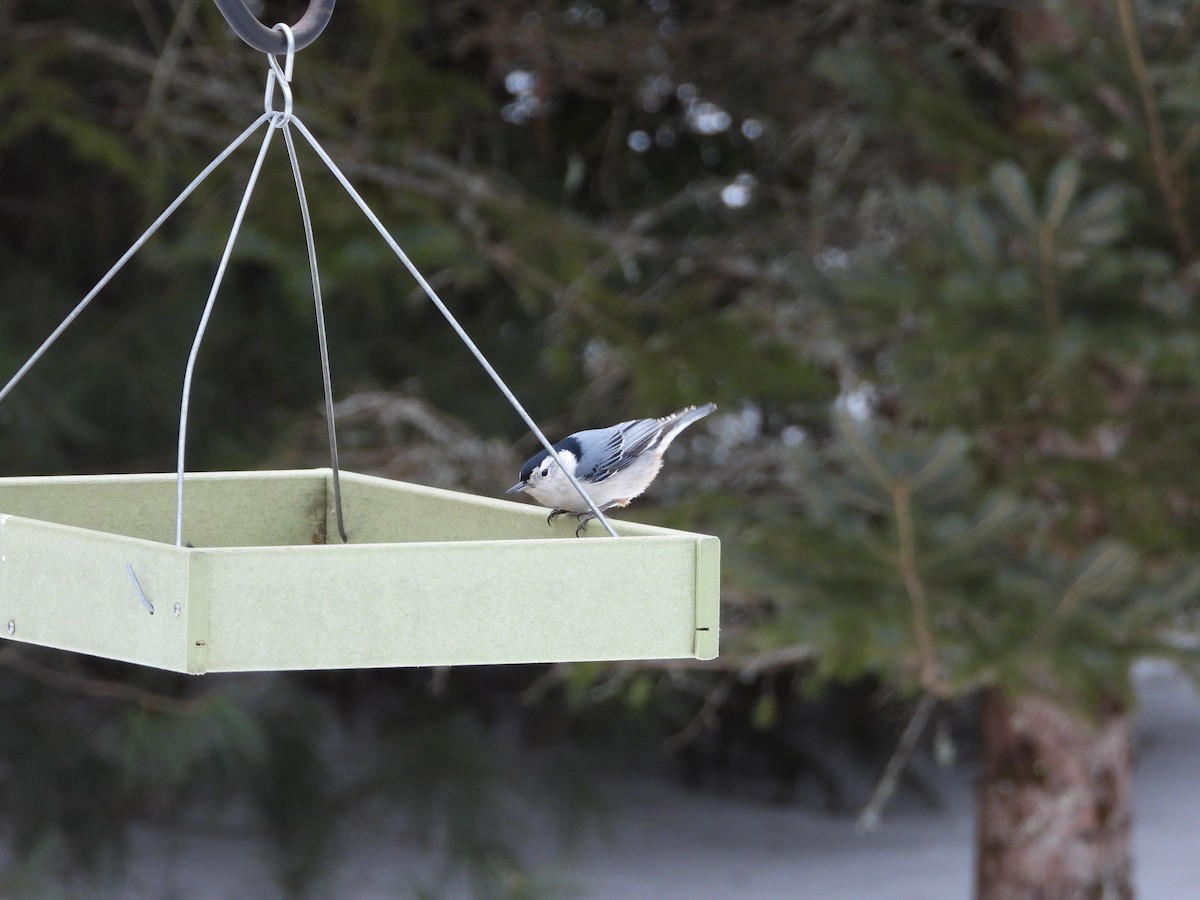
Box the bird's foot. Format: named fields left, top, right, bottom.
left=574, top=500, right=634, bottom=535
left=547, top=508, right=570, bottom=525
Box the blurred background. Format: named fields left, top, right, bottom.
left=2, top=1, right=1200, bottom=897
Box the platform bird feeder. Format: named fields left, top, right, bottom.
left=0, top=2, right=720, bottom=674
left=0, top=469, right=719, bottom=673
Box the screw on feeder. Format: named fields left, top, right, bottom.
left=6, top=620, right=14, bottom=635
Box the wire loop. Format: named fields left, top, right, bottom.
left=263, top=24, right=295, bottom=126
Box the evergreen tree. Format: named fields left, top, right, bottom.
left=2, top=2, right=1199, bottom=897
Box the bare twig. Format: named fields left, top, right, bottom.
left=0, top=645, right=214, bottom=716
left=857, top=691, right=937, bottom=830
left=144, top=0, right=205, bottom=124
left=662, top=673, right=735, bottom=753
left=893, top=482, right=949, bottom=697
left=738, top=644, right=818, bottom=680
left=1115, top=0, right=1193, bottom=261
left=45, top=19, right=797, bottom=295
left=1036, top=222, right=1062, bottom=336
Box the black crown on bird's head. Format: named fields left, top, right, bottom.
left=516, top=436, right=582, bottom=485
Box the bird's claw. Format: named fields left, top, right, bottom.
left=547, top=505, right=625, bottom=536
left=545, top=508, right=595, bottom=536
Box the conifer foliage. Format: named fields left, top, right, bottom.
left=1, top=1, right=1199, bottom=896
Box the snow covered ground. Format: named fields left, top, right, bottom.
left=565, top=659, right=1200, bottom=900
left=110, top=660, right=1199, bottom=898
left=1129, top=659, right=1200, bottom=900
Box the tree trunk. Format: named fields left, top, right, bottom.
left=976, top=689, right=1133, bottom=900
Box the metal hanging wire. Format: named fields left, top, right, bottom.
left=177, top=24, right=348, bottom=546
left=280, top=108, right=348, bottom=543
left=0, top=11, right=620, bottom=542
left=176, top=106, right=279, bottom=546
left=0, top=115, right=270, bottom=409
left=284, top=116, right=620, bottom=537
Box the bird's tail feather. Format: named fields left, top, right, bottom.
left=656, top=402, right=717, bottom=451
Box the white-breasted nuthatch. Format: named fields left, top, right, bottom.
left=505, top=403, right=716, bottom=535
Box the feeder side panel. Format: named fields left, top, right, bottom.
left=197, top=536, right=701, bottom=670
left=694, top=536, right=721, bottom=659
left=0, top=471, right=329, bottom=548
left=0, top=515, right=191, bottom=671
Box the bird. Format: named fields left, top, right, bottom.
left=505, top=403, right=716, bottom=535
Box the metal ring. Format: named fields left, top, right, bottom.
left=212, top=0, right=335, bottom=53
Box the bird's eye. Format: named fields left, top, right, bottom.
left=540, top=468, right=548, bottom=477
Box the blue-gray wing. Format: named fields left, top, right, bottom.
left=582, top=418, right=663, bottom=482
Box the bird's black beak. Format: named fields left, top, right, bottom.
left=505, top=481, right=527, bottom=495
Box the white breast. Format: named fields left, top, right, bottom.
left=525, top=452, right=664, bottom=513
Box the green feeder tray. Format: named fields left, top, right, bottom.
left=0, top=469, right=720, bottom=674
